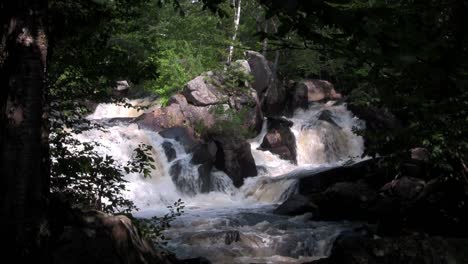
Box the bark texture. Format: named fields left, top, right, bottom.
left=0, top=0, right=48, bottom=259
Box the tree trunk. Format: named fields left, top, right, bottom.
left=0, top=0, right=49, bottom=260
left=227, top=0, right=242, bottom=64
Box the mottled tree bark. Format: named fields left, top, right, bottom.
left=0, top=0, right=48, bottom=259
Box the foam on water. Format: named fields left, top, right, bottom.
left=72, top=99, right=365, bottom=263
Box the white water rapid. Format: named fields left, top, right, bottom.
left=76, top=100, right=365, bottom=263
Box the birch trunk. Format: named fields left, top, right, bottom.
left=227, top=0, right=242, bottom=64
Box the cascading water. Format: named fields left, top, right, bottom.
left=75, top=99, right=365, bottom=263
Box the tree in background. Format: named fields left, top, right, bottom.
left=227, top=0, right=242, bottom=63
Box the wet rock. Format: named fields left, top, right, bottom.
left=314, top=181, right=376, bottom=220
left=52, top=210, right=180, bottom=264
left=160, top=127, right=214, bottom=193
left=112, top=80, right=130, bottom=97
left=162, top=141, right=177, bottom=162
left=296, top=159, right=382, bottom=196
left=213, top=137, right=257, bottom=187
left=159, top=127, right=198, bottom=152
left=191, top=144, right=216, bottom=193
left=263, top=80, right=287, bottom=116
left=308, top=231, right=468, bottom=264
left=224, top=230, right=240, bottom=245
left=260, top=117, right=297, bottom=163
left=318, top=110, right=339, bottom=127
left=273, top=194, right=318, bottom=216
left=183, top=75, right=225, bottom=106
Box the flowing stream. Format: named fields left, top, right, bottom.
left=77, top=99, right=365, bottom=263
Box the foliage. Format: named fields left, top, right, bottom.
left=144, top=40, right=206, bottom=105
left=222, top=61, right=254, bottom=92
left=142, top=0, right=233, bottom=103
left=262, top=0, right=468, bottom=182
left=132, top=199, right=185, bottom=245
left=194, top=105, right=256, bottom=140
left=207, top=61, right=254, bottom=94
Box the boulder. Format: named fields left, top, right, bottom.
left=246, top=50, right=273, bottom=96
left=183, top=75, right=225, bottom=106
left=112, top=80, right=130, bottom=97
left=213, top=137, right=257, bottom=187
left=159, top=127, right=198, bottom=152
left=162, top=141, right=177, bottom=162
left=376, top=177, right=468, bottom=236
left=273, top=159, right=394, bottom=218
left=309, top=232, right=468, bottom=264
left=313, top=181, right=376, bottom=220
left=115, top=80, right=130, bottom=91
left=347, top=104, right=401, bottom=131
left=263, top=81, right=287, bottom=116
left=273, top=194, right=318, bottom=216
left=135, top=103, right=186, bottom=132
left=52, top=210, right=180, bottom=264
left=296, top=159, right=383, bottom=196
left=233, top=59, right=251, bottom=75
left=260, top=117, right=297, bottom=163
left=380, top=176, right=425, bottom=201
left=245, top=50, right=287, bottom=116
left=291, top=80, right=342, bottom=109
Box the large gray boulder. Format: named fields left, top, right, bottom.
left=246, top=50, right=273, bottom=96
left=183, top=75, right=225, bottom=106
left=246, top=50, right=287, bottom=116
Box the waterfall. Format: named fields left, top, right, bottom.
left=78, top=99, right=364, bottom=210
left=73, top=99, right=364, bottom=263
left=291, top=102, right=364, bottom=165
left=248, top=101, right=364, bottom=177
